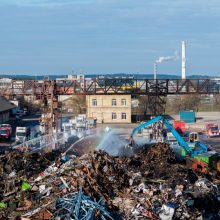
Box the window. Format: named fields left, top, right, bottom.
left=0, top=130, right=7, bottom=134
left=92, top=99, right=97, bottom=106
left=121, top=99, right=126, bottom=106
left=112, top=112, right=117, bottom=120
left=112, top=99, right=117, bottom=106
left=121, top=113, right=126, bottom=120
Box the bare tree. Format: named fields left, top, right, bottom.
left=63, top=95, right=86, bottom=115
left=167, top=94, right=201, bottom=113
left=136, top=95, right=149, bottom=115
left=214, top=94, right=220, bottom=110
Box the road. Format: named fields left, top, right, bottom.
left=182, top=112, right=220, bottom=152
left=171, top=112, right=220, bottom=152
left=0, top=114, right=41, bottom=151
left=1, top=112, right=220, bottom=154
left=0, top=113, right=74, bottom=148
left=199, top=135, right=220, bottom=152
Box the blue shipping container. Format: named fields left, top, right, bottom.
left=179, top=111, right=196, bottom=123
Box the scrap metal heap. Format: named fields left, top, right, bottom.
left=0, top=143, right=220, bottom=219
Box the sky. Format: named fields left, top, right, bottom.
left=0, top=0, right=220, bottom=76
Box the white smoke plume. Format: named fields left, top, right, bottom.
left=156, top=51, right=179, bottom=63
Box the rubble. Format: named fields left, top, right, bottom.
left=0, top=143, right=220, bottom=219
left=53, top=187, right=114, bottom=220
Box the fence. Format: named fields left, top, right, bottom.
left=12, top=129, right=85, bottom=153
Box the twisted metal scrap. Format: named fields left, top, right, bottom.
left=53, top=188, right=114, bottom=220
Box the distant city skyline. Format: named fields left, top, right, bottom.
left=0, top=0, right=220, bottom=76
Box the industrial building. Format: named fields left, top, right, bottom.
left=86, top=95, right=131, bottom=123
left=0, top=78, right=12, bottom=89
left=0, top=96, right=16, bottom=124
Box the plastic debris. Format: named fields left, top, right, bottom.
left=21, top=181, right=31, bottom=191
left=0, top=202, right=7, bottom=208
left=159, top=205, right=175, bottom=220
left=8, top=171, right=16, bottom=177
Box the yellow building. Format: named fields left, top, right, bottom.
left=86, top=95, right=131, bottom=123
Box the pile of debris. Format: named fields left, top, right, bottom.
left=54, top=188, right=114, bottom=220
left=0, top=143, right=220, bottom=219
left=0, top=150, right=62, bottom=206
left=0, top=150, right=62, bottom=177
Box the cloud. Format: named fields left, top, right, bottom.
left=0, top=0, right=220, bottom=74
left=0, top=0, right=93, bottom=7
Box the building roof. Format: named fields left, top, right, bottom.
left=0, top=96, right=16, bottom=112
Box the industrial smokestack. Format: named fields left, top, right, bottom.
left=182, top=41, right=186, bottom=79
left=154, top=63, right=157, bottom=80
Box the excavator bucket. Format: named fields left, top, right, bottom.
left=123, top=136, right=135, bottom=150
left=129, top=136, right=135, bottom=146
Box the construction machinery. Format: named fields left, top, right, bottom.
left=15, top=127, right=31, bottom=143
left=129, top=116, right=220, bottom=173
left=0, top=124, right=12, bottom=141
left=206, top=123, right=219, bottom=138
left=15, top=125, right=40, bottom=144
left=188, top=131, right=199, bottom=142
left=173, top=120, right=186, bottom=134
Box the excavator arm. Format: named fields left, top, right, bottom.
left=130, top=116, right=209, bottom=157
left=129, top=116, right=163, bottom=146
left=130, top=116, right=193, bottom=155
left=130, top=116, right=163, bottom=137
left=163, top=118, right=192, bottom=154
left=129, top=116, right=216, bottom=173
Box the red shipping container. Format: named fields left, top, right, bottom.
left=173, top=121, right=186, bottom=133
